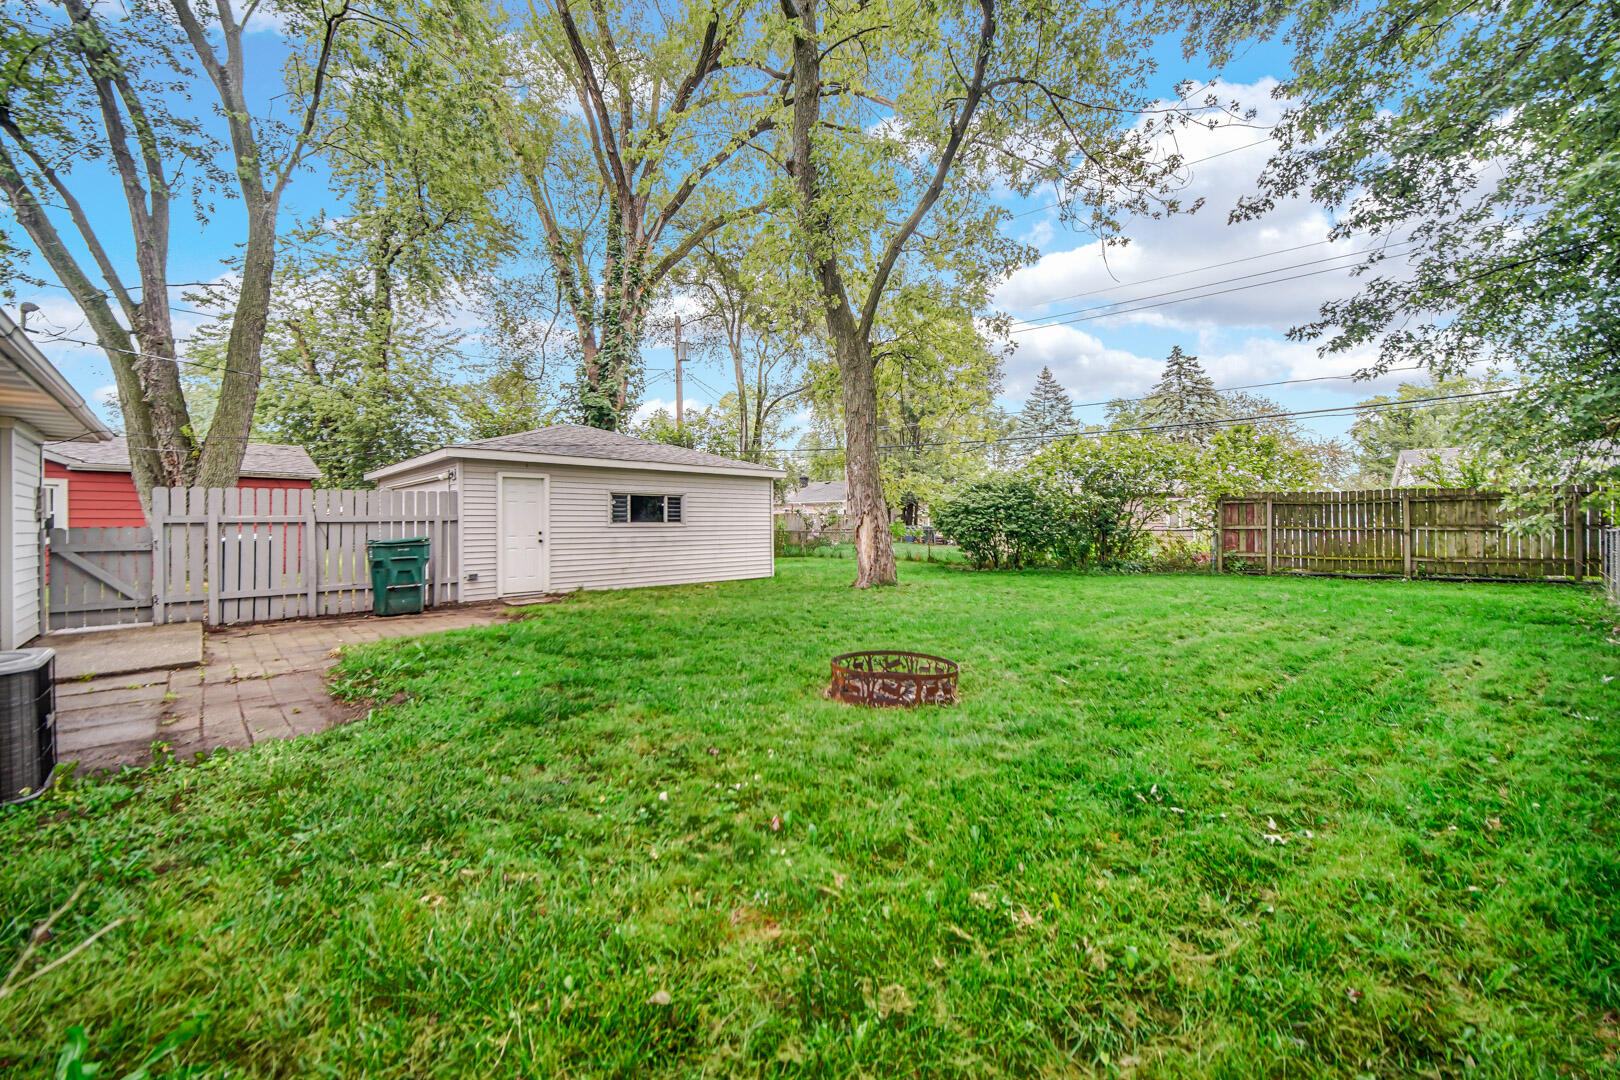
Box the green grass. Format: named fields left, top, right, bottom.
left=3, top=560, right=1619, bottom=1078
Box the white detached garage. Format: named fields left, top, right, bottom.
left=365, top=425, right=782, bottom=599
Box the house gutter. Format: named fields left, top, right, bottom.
left=0, top=310, right=113, bottom=442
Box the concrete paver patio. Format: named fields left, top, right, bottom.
left=55, top=605, right=509, bottom=773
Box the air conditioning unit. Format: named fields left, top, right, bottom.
left=0, top=648, right=55, bottom=803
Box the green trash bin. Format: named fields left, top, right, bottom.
left=367, top=537, right=430, bottom=616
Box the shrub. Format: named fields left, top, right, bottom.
left=931, top=478, right=1062, bottom=569
left=1146, top=535, right=1213, bottom=573
left=1026, top=434, right=1187, bottom=567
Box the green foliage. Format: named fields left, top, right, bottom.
left=1013, top=367, right=1074, bottom=443
left=929, top=476, right=1059, bottom=569
left=1026, top=434, right=1187, bottom=565
left=182, top=256, right=465, bottom=489
left=1145, top=534, right=1212, bottom=573
left=804, top=293, right=1008, bottom=521
left=54, top=1019, right=202, bottom=1080
left=630, top=403, right=743, bottom=459
left=1110, top=361, right=1352, bottom=488
left=1108, top=347, right=1221, bottom=443
left=1185, top=0, right=1620, bottom=489
left=670, top=224, right=815, bottom=461
left=1348, top=376, right=1507, bottom=484
left=1181, top=423, right=1323, bottom=522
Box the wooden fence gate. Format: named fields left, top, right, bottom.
left=45, top=487, right=460, bottom=629
left=47, top=527, right=153, bottom=630
left=1215, top=487, right=1605, bottom=581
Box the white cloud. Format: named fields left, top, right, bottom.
left=633, top=396, right=709, bottom=422
left=999, top=321, right=1157, bottom=402
left=994, top=80, right=1409, bottom=336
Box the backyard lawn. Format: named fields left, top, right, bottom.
left=3, top=559, right=1618, bottom=1078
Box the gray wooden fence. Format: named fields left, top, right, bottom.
left=1215, top=487, right=1605, bottom=580
left=46, top=487, right=459, bottom=630
left=47, top=526, right=153, bottom=630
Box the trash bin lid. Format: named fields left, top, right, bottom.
left=0, top=648, right=54, bottom=675
left=366, top=536, right=430, bottom=550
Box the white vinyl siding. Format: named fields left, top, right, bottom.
left=387, top=457, right=773, bottom=599
left=0, top=423, right=43, bottom=647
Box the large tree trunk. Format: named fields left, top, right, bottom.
left=835, top=327, right=897, bottom=586
left=197, top=192, right=277, bottom=486
left=784, top=0, right=897, bottom=586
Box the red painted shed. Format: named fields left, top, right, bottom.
left=43, top=438, right=322, bottom=528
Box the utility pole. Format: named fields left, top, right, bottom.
left=674, top=315, right=684, bottom=432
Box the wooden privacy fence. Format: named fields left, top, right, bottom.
left=1602, top=528, right=1620, bottom=605
left=1215, top=487, right=1604, bottom=581
left=46, top=487, right=460, bottom=630
left=47, top=526, right=153, bottom=631
left=152, top=487, right=458, bottom=624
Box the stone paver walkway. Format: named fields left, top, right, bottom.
left=56, top=605, right=509, bottom=772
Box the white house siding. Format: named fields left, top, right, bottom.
left=0, top=422, right=43, bottom=647
left=410, top=458, right=774, bottom=599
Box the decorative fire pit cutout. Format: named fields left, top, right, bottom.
left=827, top=650, right=958, bottom=707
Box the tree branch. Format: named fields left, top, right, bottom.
left=858, top=0, right=996, bottom=341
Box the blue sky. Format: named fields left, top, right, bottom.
left=12, top=18, right=1413, bottom=452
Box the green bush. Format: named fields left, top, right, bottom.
left=930, top=478, right=1061, bottom=569
left=1146, top=535, right=1213, bottom=573
left=1025, top=434, right=1185, bottom=566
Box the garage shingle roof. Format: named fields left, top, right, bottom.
left=453, top=424, right=781, bottom=474
left=46, top=437, right=322, bottom=480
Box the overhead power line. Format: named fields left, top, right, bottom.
left=1009, top=258, right=1405, bottom=334
left=1014, top=241, right=1415, bottom=329
left=767, top=386, right=1519, bottom=456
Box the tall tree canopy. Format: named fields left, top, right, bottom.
left=1187, top=0, right=1620, bottom=489
left=1117, top=346, right=1222, bottom=443
left=1014, top=367, right=1075, bottom=444
left=779, top=0, right=1224, bottom=585
left=0, top=0, right=498, bottom=497
left=669, top=223, right=813, bottom=460
left=504, top=0, right=788, bottom=431
left=1346, top=375, right=1504, bottom=484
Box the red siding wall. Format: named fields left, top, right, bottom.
left=45, top=461, right=314, bottom=527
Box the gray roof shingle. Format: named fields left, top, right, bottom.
left=450, top=424, right=781, bottom=474
left=45, top=437, right=322, bottom=480
left=783, top=480, right=847, bottom=505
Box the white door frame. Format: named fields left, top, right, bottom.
left=42, top=476, right=68, bottom=530
left=495, top=470, right=550, bottom=597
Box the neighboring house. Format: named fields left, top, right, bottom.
left=365, top=424, right=783, bottom=598
left=1391, top=447, right=1463, bottom=486
left=779, top=479, right=848, bottom=519
left=1143, top=496, right=1206, bottom=539
left=0, top=311, right=113, bottom=647
left=43, top=438, right=321, bottom=528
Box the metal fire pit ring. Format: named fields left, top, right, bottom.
left=826, top=650, right=958, bottom=707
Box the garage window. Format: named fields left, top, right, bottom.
left=612, top=493, right=683, bottom=524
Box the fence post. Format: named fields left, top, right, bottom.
left=303, top=488, right=319, bottom=615
left=151, top=487, right=167, bottom=625
left=1264, top=497, right=1274, bottom=575
left=206, top=487, right=222, bottom=625
left=1401, top=492, right=1413, bottom=579
left=1214, top=501, right=1224, bottom=574
left=1573, top=495, right=1587, bottom=581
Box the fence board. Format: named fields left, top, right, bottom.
left=1217, top=487, right=1607, bottom=581
left=128, top=484, right=461, bottom=627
